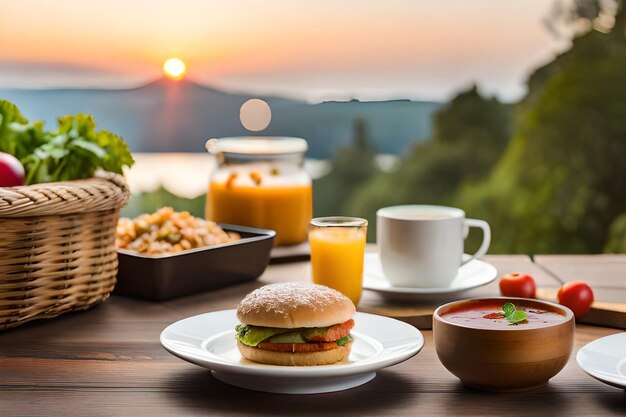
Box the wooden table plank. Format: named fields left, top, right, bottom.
left=0, top=325, right=623, bottom=416
left=1, top=255, right=625, bottom=417
left=533, top=255, right=626, bottom=328
left=1, top=311, right=620, bottom=391
left=534, top=255, right=626, bottom=303
left=1, top=390, right=624, bottom=417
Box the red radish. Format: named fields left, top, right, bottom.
left=0, top=152, right=25, bottom=187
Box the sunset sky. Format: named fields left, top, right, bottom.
left=0, top=0, right=568, bottom=102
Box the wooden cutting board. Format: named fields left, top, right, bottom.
left=356, top=253, right=626, bottom=330
left=358, top=288, right=626, bottom=330
left=536, top=288, right=626, bottom=329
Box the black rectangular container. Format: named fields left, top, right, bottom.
left=114, top=225, right=275, bottom=301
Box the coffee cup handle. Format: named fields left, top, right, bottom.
left=461, top=219, right=491, bottom=266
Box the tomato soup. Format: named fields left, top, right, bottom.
left=440, top=300, right=567, bottom=330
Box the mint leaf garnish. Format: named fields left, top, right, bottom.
left=501, top=302, right=528, bottom=324
left=507, top=310, right=528, bottom=324
left=502, top=302, right=516, bottom=317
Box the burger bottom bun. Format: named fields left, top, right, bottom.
left=237, top=340, right=353, bottom=366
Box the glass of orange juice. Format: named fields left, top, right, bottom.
left=309, top=217, right=368, bottom=306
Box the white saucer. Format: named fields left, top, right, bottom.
left=363, top=253, right=497, bottom=300
left=160, top=310, right=424, bottom=394
left=577, top=332, right=626, bottom=389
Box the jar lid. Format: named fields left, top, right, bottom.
left=206, top=137, right=308, bottom=155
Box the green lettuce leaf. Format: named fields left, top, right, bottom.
left=235, top=323, right=352, bottom=347
left=267, top=332, right=308, bottom=344
left=0, top=100, right=134, bottom=185
left=0, top=100, right=47, bottom=160
left=236, top=324, right=290, bottom=347
left=336, top=335, right=352, bottom=346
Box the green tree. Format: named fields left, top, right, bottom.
left=458, top=2, right=626, bottom=253
left=347, top=86, right=512, bottom=241
left=605, top=213, right=626, bottom=252
left=313, top=119, right=379, bottom=217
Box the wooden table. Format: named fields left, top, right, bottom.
left=1, top=255, right=624, bottom=416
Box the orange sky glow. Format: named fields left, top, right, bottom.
left=0, top=0, right=568, bottom=102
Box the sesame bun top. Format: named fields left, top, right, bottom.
left=236, top=282, right=355, bottom=328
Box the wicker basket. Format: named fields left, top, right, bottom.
left=0, top=171, right=130, bottom=330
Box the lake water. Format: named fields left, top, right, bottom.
left=125, top=153, right=398, bottom=198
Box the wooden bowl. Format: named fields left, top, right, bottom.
left=433, top=297, right=575, bottom=392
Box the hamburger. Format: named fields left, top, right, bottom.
left=235, top=282, right=356, bottom=366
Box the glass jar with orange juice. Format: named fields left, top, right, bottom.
left=205, top=137, right=312, bottom=247
left=309, top=217, right=368, bottom=306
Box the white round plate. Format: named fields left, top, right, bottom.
left=160, top=310, right=424, bottom=394
left=363, top=253, right=497, bottom=300
left=576, top=332, right=626, bottom=389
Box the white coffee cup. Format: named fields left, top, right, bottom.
left=376, top=205, right=491, bottom=288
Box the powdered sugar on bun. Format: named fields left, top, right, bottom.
left=237, top=282, right=356, bottom=328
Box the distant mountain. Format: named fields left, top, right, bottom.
left=0, top=78, right=441, bottom=159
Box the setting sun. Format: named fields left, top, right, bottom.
left=163, top=58, right=187, bottom=80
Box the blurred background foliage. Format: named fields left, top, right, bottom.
left=342, top=87, right=512, bottom=243
left=319, top=0, right=626, bottom=254
left=125, top=0, right=625, bottom=254
left=123, top=186, right=205, bottom=219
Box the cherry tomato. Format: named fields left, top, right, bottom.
left=499, top=273, right=536, bottom=298
left=557, top=281, right=594, bottom=319
left=0, top=152, right=25, bottom=187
